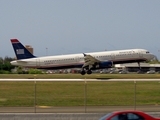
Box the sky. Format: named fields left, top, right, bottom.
left=1, top=0, right=160, bottom=59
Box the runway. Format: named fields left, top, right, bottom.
left=0, top=78, right=160, bottom=81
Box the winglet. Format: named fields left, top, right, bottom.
left=83, top=53, right=87, bottom=56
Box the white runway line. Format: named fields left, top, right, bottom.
left=0, top=79, right=160, bottom=81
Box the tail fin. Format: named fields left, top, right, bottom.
left=10, top=39, right=36, bottom=60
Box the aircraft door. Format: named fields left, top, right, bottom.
left=75, top=56, right=80, bottom=62
left=36, top=59, right=40, bottom=67
left=111, top=53, right=115, bottom=60
left=139, top=50, right=143, bottom=58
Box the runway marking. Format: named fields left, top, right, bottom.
left=0, top=79, right=160, bottom=81
left=38, top=106, right=52, bottom=108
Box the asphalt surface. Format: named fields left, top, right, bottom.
left=0, top=113, right=160, bottom=120
left=0, top=105, right=160, bottom=113
left=0, top=113, right=106, bottom=120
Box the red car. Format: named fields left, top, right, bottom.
left=99, top=110, right=160, bottom=120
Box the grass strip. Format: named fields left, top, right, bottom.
left=0, top=81, right=159, bottom=106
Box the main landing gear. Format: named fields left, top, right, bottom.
left=81, top=70, right=92, bottom=75
left=81, top=70, right=86, bottom=75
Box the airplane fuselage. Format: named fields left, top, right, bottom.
left=11, top=49, right=154, bottom=70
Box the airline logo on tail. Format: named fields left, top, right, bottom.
left=16, top=49, right=24, bottom=54
left=11, top=39, right=36, bottom=60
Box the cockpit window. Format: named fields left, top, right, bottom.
left=146, top=51, right=150, bottom=53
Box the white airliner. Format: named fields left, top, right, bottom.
left=10, top=39, right=154, bottom=75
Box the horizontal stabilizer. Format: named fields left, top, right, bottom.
left=16, top=60, right=28, bottom=63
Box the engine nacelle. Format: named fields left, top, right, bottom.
left=84, top=61, right=113, bottom=70
left=98, top=61, right=113, bottom=68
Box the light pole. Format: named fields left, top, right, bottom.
left=46, top=48, right=48, bottom=56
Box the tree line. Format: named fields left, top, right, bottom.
left=0, top=56, right=42, bottom=74
left=0, top=56, right=15, bottom=73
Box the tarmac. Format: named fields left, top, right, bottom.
left=0, top=112, right=160, bottom=120
left=0, top=106, right=160, bottom=120
left=1, top=105, right=160, bottom=113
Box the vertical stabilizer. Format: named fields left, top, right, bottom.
left=11, top=39, right=36, bottom=60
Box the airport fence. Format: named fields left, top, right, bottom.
left=0, top=79, right=160, bottom=113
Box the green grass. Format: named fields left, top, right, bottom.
left=0, top=81, right=160, bottom=107
left=0, top=73, right=160, bottom=79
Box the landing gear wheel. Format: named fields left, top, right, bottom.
left=87, top=70, right=92, bottom=74
left=81, top=70, right=86, bottom=75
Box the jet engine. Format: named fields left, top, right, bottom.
left=97, top=61, right=113, bottom=69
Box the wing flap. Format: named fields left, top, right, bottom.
left=82, top=54, right=100, bottom=68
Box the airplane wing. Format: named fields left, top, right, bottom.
left=81, top=53, right=113, bottom=75
left=82, top=53, right=100, bottom=69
